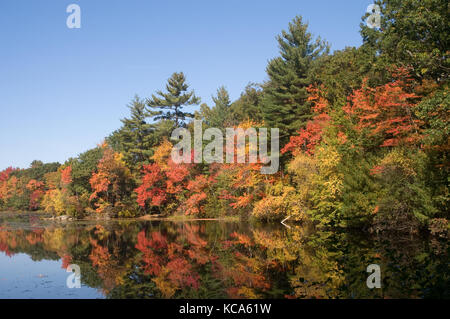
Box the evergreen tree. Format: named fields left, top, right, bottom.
left=108, top=96, right=156, bottom=168
left=211, top=86, right=231, bottom=127
left=196, top=86, right=232, bottom=128
left=262, top=16, right=329, bottom=143
left=147, top=72, right=200, bottom=127
left=230, top=83, right=264, bottom=124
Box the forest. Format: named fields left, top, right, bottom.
left=0, top=0, right=448, bottom=236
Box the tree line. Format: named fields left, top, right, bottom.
left=0, top=0, right=448, bottom=235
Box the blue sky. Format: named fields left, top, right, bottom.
left=0, top=0, right=374, bottom=170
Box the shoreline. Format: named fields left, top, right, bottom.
left=0, top=211, right=241, bottom=223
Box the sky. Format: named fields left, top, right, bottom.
left=0, top=0, right=374, bottom=170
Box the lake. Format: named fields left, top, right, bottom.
left=0, top=212, right=448, bottom=299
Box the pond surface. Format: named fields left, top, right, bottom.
left=0, top=213, right=448, bottom=299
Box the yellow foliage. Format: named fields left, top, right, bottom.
left=252, top=183, right=295, bottom=220
left=315, top=145, right=344, bottom=200
left=378, top=148, right=418, bottom=177
left=42, top=189, right=65, bottom=215
left=152, top=139, right=173, bottom=170
left=114, top=152, right=126, bottom=166
left=43, top=228, right=66, bottom=252
left=288, top=153, right=318, bottom=186
left=152, top=267, right=177, bottom=298
left=42, top=189, right=77, bottom=216
left=290, top=245, right=345, bottom=298
left=252, top=229, right=297, bottom=263
left=236, top=287, right=260, bottom=299
left=237, top=119, right=264, bottom=130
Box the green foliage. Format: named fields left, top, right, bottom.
left=361, top=0, right=449, bottom=82
left=107, top=96, right=157, bottom=168
left=370, top=149, right=437, bottom=234
left=196, top=86, right=232, bottom=129
left=230, top=83, right=264, bottom=124
left=415, top=85, right=450, bottom=213
left=147, top=72, right=200, bottom=127
left=1, top=7, right=448, bottom=235
left=251, top=182, right=297, bottom=221
left=262, top=16, right=329, bottom=143
left=10, top=161, right=60, bottom=181
left=309, top=46, right=385, bottom=107
left=67, top=147, right=104, bottom=196
left=339, top=153, right=379, bottom=228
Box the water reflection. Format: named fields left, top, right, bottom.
left=0, top=219, right=448, bottom=299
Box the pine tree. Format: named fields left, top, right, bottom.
left=197, top=86, right=232, bottom=128
left=113, top=96, right=156, bottom=167
left=211, top=86, right=231, bottom=127
left=147, top=72, right=200, bottom=127
left=230, top=83, right=264, bottom=124
left=262, top=16, right=329, bottom=143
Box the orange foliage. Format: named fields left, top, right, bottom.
left=89, top=238, right=111, bottom=268
left=60, top=166, right=73, bottom=187
left=135, top=163, right=166, bottom=208
left=282, top=85, right=331, bottom=155
left=89, top=147, right=132, bottom=213
left=26, top=179, right=45, bottom=210
left=343, top=69, right=421, bottom=147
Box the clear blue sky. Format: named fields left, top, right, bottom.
left=0, top=0, right=374, bottom=170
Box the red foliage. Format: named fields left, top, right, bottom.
left=165, top=160, right=190, bottom=194
left=230, top=193, right=254, bottom=209
left=135, top=159, right=191, bottom=209
left=221, top=232, right=271, bottom=297
left=0, top=167, right=15, bottom=183
left=166, top=257, right=200, bottom=289
left=89, top=238, right=111, bottom=268
left=135, top=163, right=166, bottom=208
left=61, top=254, right=72, bottom=269
left=0, top=167, right=18, bottom=203
left=282, top=85, right=331, bottom=155
left=135, top=228, right=208, bottom=292
left=343, top=70, right=421, bottom=147
left=26, top=179, right=45, bottom=210
left=178, top=175, right=211, bottom=215
left=60, top=166, right=73, bottom=187
left=89, top=171, right=110, bottom=201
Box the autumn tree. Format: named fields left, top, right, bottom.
left=282, top=85, right=331, bottom=156
left=26, top=179, right=45, bottom=210
left=343, top=69, right=421, bottom=148
left=89, top=145, right=134, bottom=215
left=135, top=140, right=190, bottom=214
left=42, top=165, right=78, bottom=216
left=66, top=146, right=104, bottom=197
left=361, top=0, right=449, bottom=82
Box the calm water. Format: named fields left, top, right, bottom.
left=0, top=213, right=448, bottom=299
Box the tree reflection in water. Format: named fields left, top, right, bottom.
left=0, top=220, right=448, bottom=299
